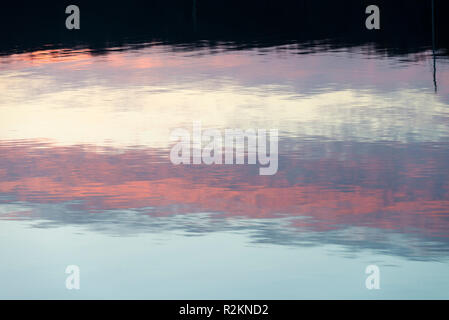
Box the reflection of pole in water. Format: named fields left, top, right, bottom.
left=432, top=0, right=437, bottom=92
left=192, top=0, right=197, bottom=31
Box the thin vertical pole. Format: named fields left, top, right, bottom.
left=432, top=0, right=437, bottom=92
left=192, top=0, right=197, bottom=31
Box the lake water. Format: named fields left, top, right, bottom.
left=1, top=40, right=449, bottom=299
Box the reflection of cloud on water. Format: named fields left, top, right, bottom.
left=2, top=45, right=449, bottom=148
left=1, top=138, right=448, bottom=257
left=2, top=200, right=448, bottom=262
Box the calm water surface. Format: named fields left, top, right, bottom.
left=1, top=41, right=449, bottom=299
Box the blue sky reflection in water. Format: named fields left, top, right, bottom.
left=0, top=41, right=449, bottom=299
